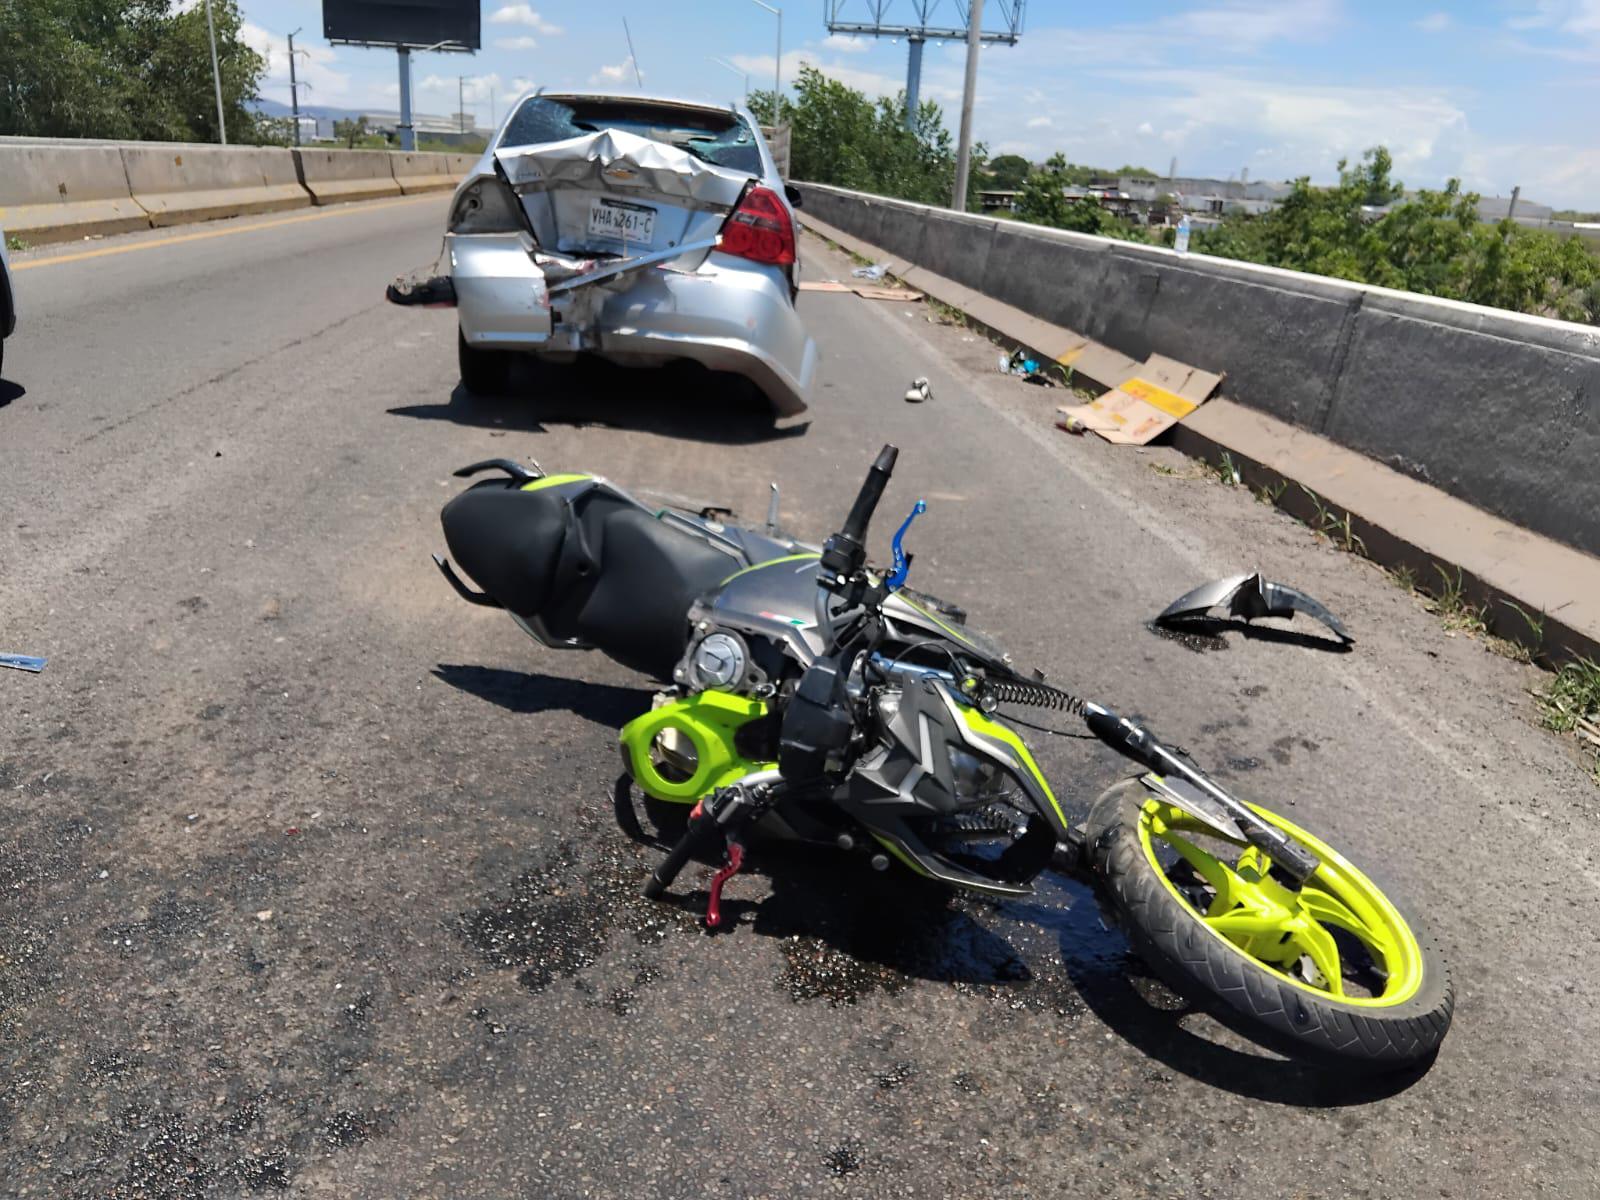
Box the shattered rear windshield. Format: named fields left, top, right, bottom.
left=499, top=96, right=764, bottom=176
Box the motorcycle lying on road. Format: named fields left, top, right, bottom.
left=435, top=445, right=1453, bottom=1071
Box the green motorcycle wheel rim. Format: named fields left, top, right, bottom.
left=1136, top=798, right=1426, bottom=1008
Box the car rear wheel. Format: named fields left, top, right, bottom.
left=458, top=329, right=513, bottom=397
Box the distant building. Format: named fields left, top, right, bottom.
left=976, top=189, right=1021, bottom=212
left=363, top=110, right=487, bottom=146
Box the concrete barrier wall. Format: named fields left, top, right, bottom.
left=796, top=181, right=1600, bottom=558
left=388, top=151, right=457, bottom=195
left=0, top=139, right=466, bottom=242
left=120, top=144, right=309, bottom=225
left=293, top=148, right=403, bottom=205
left=0, top=143, right=148, bottom=242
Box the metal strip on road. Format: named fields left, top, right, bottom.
left=10, top=195, right=441, bottom=273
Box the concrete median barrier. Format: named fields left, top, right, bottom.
left=0, top=142, right=149, bottom=244
left=794, top=180, right=1600, bottom=560
left=389, top=151, right=457, bottom=195
left=293, top=149, right=403, bottom=205
left=119, top=144, right=310, bottom=226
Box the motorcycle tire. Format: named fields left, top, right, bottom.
left=1085, top=777, right=1453, bottom=1071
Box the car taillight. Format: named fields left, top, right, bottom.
left=449, top=174, right=524, bottom=234
left=720, top=185, right=796, bottom=266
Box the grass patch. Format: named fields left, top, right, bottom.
left=1539, top=657, right=1600, bottom=782
left=1210, top=451, right=1242, bottom=487
left=5, top=234, right=26, bottom=252
left=925, top=297, right=969, bottom=328
left=1427, top=565, right=1488, bottom=636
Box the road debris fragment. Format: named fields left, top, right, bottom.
left=1156, top=572, right=1353, bottom=644
left=998, top=348, right=1055, bottom=386
left=904, top=377, right=932, bottom=404
left=1, top=653, right=46, bottom=673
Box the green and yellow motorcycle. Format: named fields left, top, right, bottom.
left=435, top=445, right=1452, bottom=1070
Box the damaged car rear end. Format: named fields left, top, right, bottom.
left=448, top=92, right=816, bottom=416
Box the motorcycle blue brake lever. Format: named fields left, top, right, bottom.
left=885, top=499, right=926, bottom=592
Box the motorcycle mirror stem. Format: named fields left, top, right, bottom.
left=1080, top=702, right=1321, bottom=885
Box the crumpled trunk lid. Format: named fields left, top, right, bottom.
left=495, top=129, right=754, bottom=271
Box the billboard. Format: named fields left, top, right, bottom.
left=323, top=0, right=480, bottom=50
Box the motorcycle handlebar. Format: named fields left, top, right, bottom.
left=840, top=444, right=897, bottom=545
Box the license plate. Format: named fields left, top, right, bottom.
left=587, top=197, right=655, bottom=244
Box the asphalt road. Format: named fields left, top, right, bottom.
left=2, top=199, right=1597, bottom=1199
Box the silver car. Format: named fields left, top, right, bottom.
left=446, top=91, right=816, bottom=416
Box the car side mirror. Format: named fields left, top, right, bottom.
left=784, top=184, right=803, bottom=209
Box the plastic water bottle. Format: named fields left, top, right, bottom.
left=1174, top=213, right=1191, bottom=255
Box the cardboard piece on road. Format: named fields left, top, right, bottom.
left=851, top=285, right=923, bottom=302
left=798, top=279, right=853, bottom=292
left=1057, top=353, right=1224, bottom=446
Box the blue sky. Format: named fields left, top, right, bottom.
left=239, top=1, right=1600, bottom=207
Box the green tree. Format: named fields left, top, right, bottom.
left=1015, top=154, right=1150, bottom=242
left=982, top=153, right=1031, bottom=191
left=0, top=0, right=268, bottom=142
left=778, top=64, right=969, bottom=207
left=334, top=116, right=369, bottom=149
left=1193, top=146, right=1600, bottom=324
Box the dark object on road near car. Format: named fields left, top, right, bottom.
left=0, top=227, right=16, bottom=379
left=387, top=273, right=457, bottom=307
left=1157, top=572, right=1353, bottom=644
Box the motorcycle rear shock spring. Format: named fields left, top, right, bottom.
left=981, top=679, right=1088, bottom=715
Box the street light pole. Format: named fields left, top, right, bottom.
left=952, top=0, right=983, bottom=212
left=748, top=0, right=781, bottom=116
left=203, top=0, right=227, bottom=145
left=288, top=28, right=303, bottom=146
left=459, top=76, right=465, bottom=133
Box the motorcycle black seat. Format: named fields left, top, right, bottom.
left=441, top=482, right=569, bottom=618
left=441, top=479, right=739, bottom=679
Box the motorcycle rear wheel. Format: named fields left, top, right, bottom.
left=1085, top=778, right=1453, bottom=1071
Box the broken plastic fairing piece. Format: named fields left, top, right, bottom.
left=1156, top=572, right=1353, bottom=644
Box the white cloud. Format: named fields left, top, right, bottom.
left=1508, top=1, right=1600, bottom=34
left=1137, top=121, right=1155, bottom=135
left=730, top=49, right=962, bottom=104
left=1415, top=12, right=1452, bottom=32
left=241, top=20, right=352, bottom=105
left=1026, top=116, right=1053, bottom=129
left=488, top=5, right=562, bottom=34
left=1166, top=0, right=1343, bottom=51
left=820, top=34, right=870, bottom=54
left=418, top=73, right=503, bottom=107
left=495, top=36, right=540, bottom=51
left=591, top=56, right=641, bottom=85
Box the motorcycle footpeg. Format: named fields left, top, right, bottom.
left=641, top=801, right=724, bottom=901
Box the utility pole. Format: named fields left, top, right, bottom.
left=203, top=0, right=227, bottom=145
left=951, top=0, right=983, bottom=212
left=459, top=76, right=465, bottom=133
left=288, top=28, right=303, bottom=146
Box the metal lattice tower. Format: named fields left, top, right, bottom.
left=824, top=1, right=1025, bottom=126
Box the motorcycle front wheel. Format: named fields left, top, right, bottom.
left=1085, top=778, right=1453, bottom=1071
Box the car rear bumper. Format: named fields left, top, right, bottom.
left=450, top=235, right=814, bottom=416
